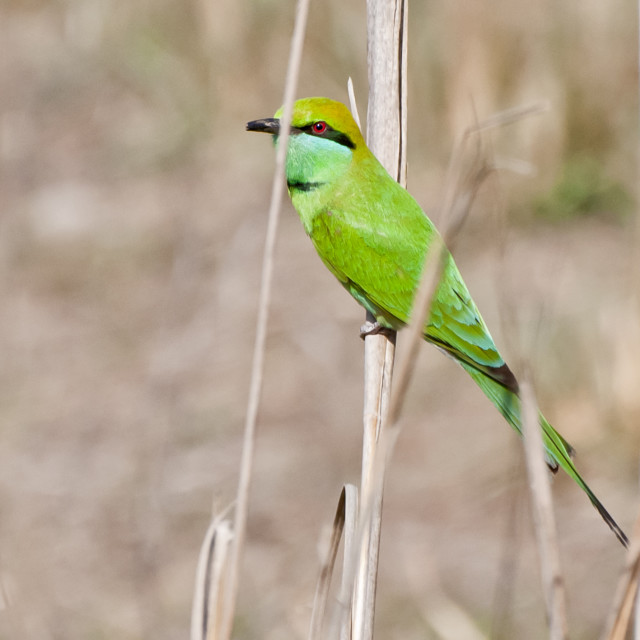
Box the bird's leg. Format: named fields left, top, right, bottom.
left=360, top=320, right=396, bottom=340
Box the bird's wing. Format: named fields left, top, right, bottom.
left=427, top=258, right=518, bottom=391
left=310, top=203, right=424, bottom=326
left=310, top=201, right=516, bottom=391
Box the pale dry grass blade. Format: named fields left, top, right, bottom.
left=601, top=509, right=640, bottom=640
left=347, top=78, right=361, bottom=130
left=520, top=380, right=567, bottom=640
left=191, top=518, right=233, bottom=640
left=215, top=1, right=311, bottom=638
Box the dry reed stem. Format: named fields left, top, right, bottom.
left=212, top=1, right=311, bottom=637
left=350, top=2, right=408, bottom=639
left=520, top=380, right=567, bottom=640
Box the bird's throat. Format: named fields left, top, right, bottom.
left=284, top=133, right=352, bottom=193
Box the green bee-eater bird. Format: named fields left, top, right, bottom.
left=247, top=97, right=627, bottom=547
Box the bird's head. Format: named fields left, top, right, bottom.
left=247, top=97, right=365, bottom=150
left=247, top=98, right=366, bottom=189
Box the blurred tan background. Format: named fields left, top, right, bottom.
left=1, top=1, right=639, bottom=638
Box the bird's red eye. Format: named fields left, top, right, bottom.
left=313, top=121, right=327, bottom=134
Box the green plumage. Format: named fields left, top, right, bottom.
left=247, top=97, right=627, bottom=547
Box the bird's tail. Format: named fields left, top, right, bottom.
left=459, top=362, right=629, bottom=548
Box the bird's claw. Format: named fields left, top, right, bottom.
left=359, top=320, right=395, bottom=340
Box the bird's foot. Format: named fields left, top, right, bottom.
left=360, top=320, right=395, bottom=340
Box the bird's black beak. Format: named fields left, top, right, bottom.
left=246, top=118, right=280, bottom=135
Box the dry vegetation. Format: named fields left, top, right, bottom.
left=0, top=1, right=639, bottom=638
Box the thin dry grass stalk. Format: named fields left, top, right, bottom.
left=196, top=1, right=311, bottom=638
left=520, top=380, right=567, bottom=640
left=601, top=509, right=640, bottom=640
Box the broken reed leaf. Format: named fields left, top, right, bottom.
left=191, top=518, right=233, bottom=640
left=309, top=484, right=359, bottom=640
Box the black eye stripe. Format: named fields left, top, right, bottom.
left=301, top=123, right=355, bottom=150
